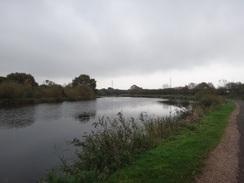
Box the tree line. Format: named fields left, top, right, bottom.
left=0, top=72, right=97, bottom=104
left=98, top=81, right=244, bottom=99
left=1, top=72, right=243, bottom=104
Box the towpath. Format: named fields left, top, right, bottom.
left=196, top=101, right=244, bottom=183
left=236, top=100, right=244, bottom=183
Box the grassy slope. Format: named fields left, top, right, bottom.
left=104, top=102, right=236, bottom=183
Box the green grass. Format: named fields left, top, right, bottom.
left=103, top=101, right=235, bottom=183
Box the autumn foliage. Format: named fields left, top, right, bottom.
left=0, top=72, right=96, bottom=103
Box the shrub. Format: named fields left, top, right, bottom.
left=196, top=93, right=224, bottom=108
left=0, top=81, right=25, bottom=99
left=64, top=86, right=80, bottom=100
left=6, top=72, right=38, bottom=86
left=78, top=84, right=95, bottom=100
left=41, top=112, right=181, bottom=182
left=195, top=86, right=224, bottom=109
left=64, top=84, right=95, bottom=101
left=70, top=114, right=150, bottom=180
left=40, top=85, right=63, bottom=99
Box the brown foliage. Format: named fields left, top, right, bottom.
left=0, top=81, right=25, bottom=98
left=7, top=72, right=38, bottom=86
left=64, top=84, right=95, bottom=100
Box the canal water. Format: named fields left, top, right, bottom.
left=0, top=97, right=181, bottom=182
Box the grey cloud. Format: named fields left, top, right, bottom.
left=0, top=0, right=244, bottom=85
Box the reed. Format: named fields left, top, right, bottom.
left=70, top=112, right=182, bottom=180
left=40, top=110, right=184, bottom=182
left=40, top=95, right=224, bottom=183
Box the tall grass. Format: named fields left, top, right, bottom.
left=40, top=94, right=225, bottom=183
left=40, top=111, right=184, bottom=182
left=0, top=81, right=26, bottom=98
left=105, top=101, right=235, bottom=183
left=71, top=112, right=182, bottom=180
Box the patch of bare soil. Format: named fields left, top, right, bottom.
left=195, top=103, right=240, bottom=183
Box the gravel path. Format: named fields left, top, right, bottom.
left=195, top=102, right=240, bottom=183
left=236, top=100, right=244, bottom=183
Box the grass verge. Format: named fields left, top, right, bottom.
left=102, top=101, right=236, bottom=183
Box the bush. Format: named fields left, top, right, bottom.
left=39, top=85, right=63, bottom=99
left=0, top=81, right=25, bottom=99
left=70, top=114, right=150, bottom=180
left=41, top=112, right=181, bottom=182
left=196, top=87, right=224, bottom=109
left=64, top=84, right=95, bottom=101
left=0, top=73, right=99, bottom=104
left=196, top=93, right=224, bottom=108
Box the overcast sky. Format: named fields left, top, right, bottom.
left=0, top=0, right=243, bottom=89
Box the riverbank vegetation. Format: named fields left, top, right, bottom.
left=1, top=73, right=243, bottom=105
left=39, top=86, right=234, bottom=183
left=0, top=72, right=97, bottom=105
left=105, top=102, right=235, bottom=183
left=98, top=80, right=244, bottom=100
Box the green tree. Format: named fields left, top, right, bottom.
left=7, top=72, right=38, bottom=86
left=42, top=80, right=57, bottom=86
left=72, top=74, right=96, bottom=91
left=195, top=82, right=215, bottom=94
left=0, top=76, right=6, bottom=84
left=129, top=85, right=143, bottom=95
left=195, top=82, right=223, bottom=108
left=226, top=82, right=244, bottom=95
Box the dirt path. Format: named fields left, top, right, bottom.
left=196, top=102, right=240, bottom=183
left=236, top=101, right=244, bottom=183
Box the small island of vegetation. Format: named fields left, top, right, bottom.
left=0, top=72, right=97, bottom=105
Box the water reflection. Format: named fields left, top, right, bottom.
left=0, top=97, right=184, bottom=183
left=34, top=103, right=63, bottom=122
left=75, top=112, right=96, bottom=122
left=95, top=97, right=177, bottom=119
left=0, top=105, right=34, bottom=129
left=158, top=100, right=191, bottom=108
left=62, top=100, right=97, bottom=122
